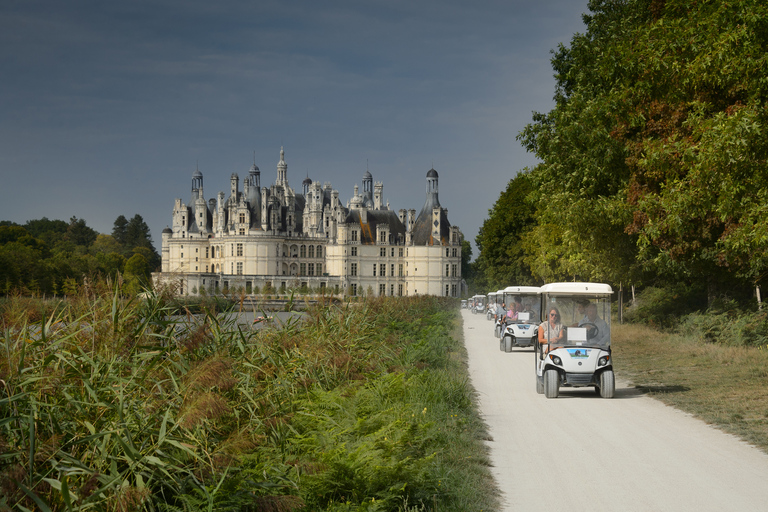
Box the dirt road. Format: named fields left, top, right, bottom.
left=461, top=309, right=768, bottom=512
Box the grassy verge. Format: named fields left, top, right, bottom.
left=612, top=322, right=768, bottom=452
left=0, top=284, right=497, bottom=512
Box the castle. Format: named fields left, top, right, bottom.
left=155, top=147, right=463, bottom=297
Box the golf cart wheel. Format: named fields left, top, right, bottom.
left=544, top=369, right=559, bottom=398
left=536, top=375, right=544, bottom=394
left=494, top=325, right=500, bottom=338
left=503, top=335, right=513, bottom=353
left=499, top=337, right=505, bottom=351
left=600, top=370, right=615, bottom=399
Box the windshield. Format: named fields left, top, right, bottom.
left=539, top=295, right=611, bottom=348
left=503, top=293, right=541, bottom=322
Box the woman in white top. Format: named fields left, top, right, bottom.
left=538, top=306, right=564, bottom=351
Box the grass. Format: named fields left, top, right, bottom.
left=0, top=282, right=498, bottom=512
left=612, top=321, right=768, bottom=452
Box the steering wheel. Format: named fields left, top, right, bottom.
left=580, top=322, right=599, bottom=340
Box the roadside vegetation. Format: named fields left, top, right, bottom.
left=609, top=284, right=768, bottom=453
left=0, top=282, right=497, bottom=512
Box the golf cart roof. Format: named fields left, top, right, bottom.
left=503, top=286, right=541, bottom=294
left=496, top=289, right=505, bottom=295
left=540, top=282, right=613, bottom=296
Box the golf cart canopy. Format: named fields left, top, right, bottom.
left=539, top=282, right=613, bottom=297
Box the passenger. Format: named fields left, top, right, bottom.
left=538, top=306, right=564, bottom=351
left=578, top=303, right=609, bottom=346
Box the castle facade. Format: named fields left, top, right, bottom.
left=155, top=147, right=463, bottom=297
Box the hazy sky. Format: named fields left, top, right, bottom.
left=1, top=0, right=588, bottom=257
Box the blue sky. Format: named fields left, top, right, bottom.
left=0, top=0, right=588, bottom=257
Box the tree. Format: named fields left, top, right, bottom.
left=66, top=217, right=98, bottom=247
left=474, top=171, right=539, bottom=289
left=112, top=215, right=128, bottom=245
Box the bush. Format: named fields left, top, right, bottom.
left=623, top=283, right=707, bottom=328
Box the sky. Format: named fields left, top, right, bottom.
left=0, top=0, right=589, bottom=258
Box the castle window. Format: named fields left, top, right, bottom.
left=350, top=263, right=357, bottom=276
left=380, top=264, right=386, bottom=277
left=239, top=213, right=246, bottom=224
left=237, top=244, right=243, bottom=257
left=380, top=248, right=386, bottom=257
left=379, top=284, right=386, bottom=296
left=390, top=284, right=394, bottom=296
left=391, top=264, right=395, bottom=276
left=373, top=265, right=376, bottom=277
left=300, top=263, right=306, bottom=276
left=317, top=263, right=322, bottom=275
left=446, top=248, right=450, bottom=257
left=452, top=264, right=458, bottom=277
left=231, top=244, right=234, bottom=257
left=236, top=262, right=243, bottom=275
left=445, top=264, right=450, bottom=277
left=351, top=230, right=358, bottom=242
left=351, top=247, right=357, bottom=257
left=445, top=284, right=450, bottom=296
left=351, top=283, right=357, bottom=296
left=398, top=284, right=403, bottom=296
left=308, top=245, right=315, bottom=258
left=398, top=264, right=403, bottom=277
left=300, top=245, right=306, bottom=258
left=206, top=247, right=209, bottom=258
left=317, top=246, right=322, bottom=258
left=399, top=248, right=403, bottom=257
left=308, top=263, right=314, bottom=276
left=391, top=248, right=394, bottom=257
left=452, top=248, right=458, bottom=257
left=239, top=228, right=245, bottom=235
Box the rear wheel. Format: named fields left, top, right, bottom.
left=544, top=369, right=559, bottom=398
left=600, top=370, right=615, bottom=399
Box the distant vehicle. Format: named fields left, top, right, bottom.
left=534, top=282, right=614, bottom=399
left=471, top=294, right=486, bottom=314
left=486, top=292, right=497, bottom=320
left=499, top=286, right=541, bottom=352
left=461, top=299, right=467, bottom=309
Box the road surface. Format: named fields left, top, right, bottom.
left=461, top=309, right=768, bottom=512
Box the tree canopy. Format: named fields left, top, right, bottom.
left=476, top=0, right=768, bottom=302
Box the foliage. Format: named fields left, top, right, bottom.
left=468, top=0, right=768, bottom=304
left=622, top=283, right=708, bottom=328
left=473, top=171, right=539, bottom=291
left=0, top=216, right=160, bottom=297
left=0, top=284, right=496, bottom=511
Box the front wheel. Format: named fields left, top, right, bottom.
left=600, top=370, right=615, bottom=399
left=536, top=375, right=544, bottom=394
left=544, top=369, right=559, bottom=398
left=503, top=335, right=513, bottom=353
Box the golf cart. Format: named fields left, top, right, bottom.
left=499, top=286, right=541, bottom=352
left=535, top=282, right=614, bottom=398
left=486, top=292, right=497, bottom=320
left=471, top=294, right=486, bottom=315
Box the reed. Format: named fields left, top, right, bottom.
left=1, top=285, right=495, bottom=511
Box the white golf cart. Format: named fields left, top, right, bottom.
left=486, top=292, right=497, bottom=320
left=535, top=282, right=614, bottom=398
left=471, top=294, right=486, bottom=315
left=499, top=286, right=541, bottom=352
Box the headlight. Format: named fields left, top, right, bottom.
left=598, top=355, right=610, bottom=367
left=549, top=354, right=562, bottom=366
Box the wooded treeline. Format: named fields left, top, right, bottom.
left=473, top=0, right=768, bottom=308
left=0, top=215, right=160, bottom=295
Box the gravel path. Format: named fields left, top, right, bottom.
left=461, top=309, right=768, bottom=512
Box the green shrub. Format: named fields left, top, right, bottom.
left=623, top=283, right=707, bottom=328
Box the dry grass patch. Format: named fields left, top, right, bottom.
left=613, top=322, right=768, bottom=452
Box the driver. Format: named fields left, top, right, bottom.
left=578, top=303, right=609, bottom=346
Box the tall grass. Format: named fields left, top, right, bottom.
left=1, top=283, right=496, bottom=511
